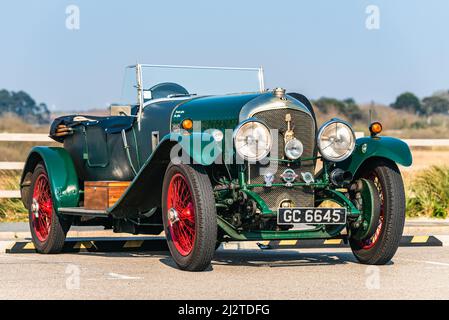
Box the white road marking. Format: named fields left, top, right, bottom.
left=422, top=261, right=449, bottom=267
left=398, top=258, right=449, bottom=267
left=106, top=272, right=142, bottom=280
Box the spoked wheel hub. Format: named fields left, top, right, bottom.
left=166, top=173, right=196, bottom=257
left=359, top=172, right=385, bottom=250
left=31, top=173, right=53, bottom=242
left=168, top=208, right=180, bottom=224
left=31, top=198, right=40, bottom=218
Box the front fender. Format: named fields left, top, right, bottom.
left=108, top=132, right=222, bottom=218
left=337, top=136, right=413, bottom=175
left=20, top=147, right=80, bottom=210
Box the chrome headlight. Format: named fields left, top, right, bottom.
left=317, top=119, right=356, bottom=162
left=284, top=138, right=304, bottom=160
left=234, top=121, right=272, bottom=161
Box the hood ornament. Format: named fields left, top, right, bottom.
left=284, top=113, right=295, bottom=143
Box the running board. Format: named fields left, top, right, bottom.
left=58, top=207, right=109, bottom=217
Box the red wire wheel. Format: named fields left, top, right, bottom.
left=31, top=173, right=53, bottom=242
left=162, top=164, right=217, bottom=271
left=359, top=172, right=385, bottom=250
left=350, top=160, right=406, bottom=265
left=166, top=173, right=196, bottom=256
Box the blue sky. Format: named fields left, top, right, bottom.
left=0, top=0, right=448, bottom=111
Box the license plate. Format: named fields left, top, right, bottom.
left=277, top=208, right=347, bottom=225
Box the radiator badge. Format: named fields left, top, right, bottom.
left=301, top=172, right=315, bottom=185
left=264, top=173, right=275, bottom=187
left=281, top=169, right=298, bottom=187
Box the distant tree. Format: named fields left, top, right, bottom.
left=391, top=92, right=422, bottom=114
left=422, top=95, right=449, bottom=115
left=342, top=98, right=364, bottom=121
left=433, top=90, right=449, bottom=101
left=0, top=89, right=50, bottom=124
left=313, top=97, right=364, bottom=122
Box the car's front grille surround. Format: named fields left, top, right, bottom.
left=249, top=108, right=316, bottom=209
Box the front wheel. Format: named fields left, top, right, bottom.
left=162, top=164, right=217, bottom=271
left=28, top=163, right=71, bottom=254
left=349, top=160, right=406, bottom=265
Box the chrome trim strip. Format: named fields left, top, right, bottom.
left=142, top=96, right=193, bottom=109
left=137, top=64, right=262, bottom=72
left=258, top=67, right=265, bottom=92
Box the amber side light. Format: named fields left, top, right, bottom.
left=182, top=119, right=193, bottom=130
left=369, top=122, right=383, bottom=136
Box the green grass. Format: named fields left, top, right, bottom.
left=406, top=166, right=449, bottom=219
left=0, top=171, right=27, bottom=222
left=0, top=199, right=27, bottom=222
left=0, top=114, right=52, bottom=222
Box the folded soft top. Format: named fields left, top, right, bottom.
left=49, top=114, right=136, bottom=143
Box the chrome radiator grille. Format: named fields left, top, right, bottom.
left=250, top=108, right=316, bottom=209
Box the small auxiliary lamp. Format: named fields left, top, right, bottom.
left=369, top=122, right=383, bottom=137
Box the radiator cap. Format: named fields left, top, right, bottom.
left=273, top=87, right=286, bottom=99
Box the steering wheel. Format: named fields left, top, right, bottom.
left=148, top=82, right=190, bottom=100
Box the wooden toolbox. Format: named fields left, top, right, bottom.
left=84, top=181, right=130, bottom=210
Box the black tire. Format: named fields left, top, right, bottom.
left=162, top=163, right=217, bottom=271
left=349, top=160, right=406, bottom=265
left=28, top=163, right=71, bottom=254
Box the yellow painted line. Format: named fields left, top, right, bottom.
left=124, top=240, right=144, bottom=248
left=259, top=241, right=270, bottom=246
left=23, top=243, right=35, bottom=250
left=279, top=240, right=298, bottom=246
left=324, top=239, right=342, bottom=245
left=411, top=236, right=429, bottom=243
left=73, top=241, right=93, bottom=249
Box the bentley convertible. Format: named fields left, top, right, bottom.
left=20, top=64, right=412, bottom=271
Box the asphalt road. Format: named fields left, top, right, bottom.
left=0, top=246, right=448, bottom=300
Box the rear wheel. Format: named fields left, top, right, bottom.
left=28, top=164, right=71, bottom=254
left=349, top=160, right=405, bottom=265
left=162, top=164, right=217, bottom=271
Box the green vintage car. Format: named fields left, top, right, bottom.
left=20, top=64, right=412, bottom=271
